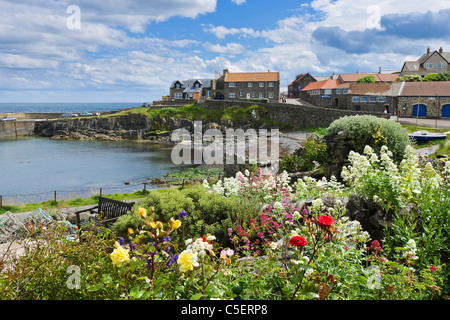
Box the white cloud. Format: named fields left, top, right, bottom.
left=231, top=0, right=246, bottom=5
left=203, top=24, right=259, bottom=39
left=204, top=42, right=246, bottom=54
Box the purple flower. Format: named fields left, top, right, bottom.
left=118, top=237, right=125, bottom=246
left=179, top=210, right=187, bottom=219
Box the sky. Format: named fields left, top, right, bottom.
left=1, top=0, right=450, bottom=103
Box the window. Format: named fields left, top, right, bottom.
left=369, top=96, right=377, bottom=102
left=343, top=89, right=349, bottom=94
left=259, top=82, right=265, bottom=88
left=174, top=93, right=182, bottom=99
left=239, top=90, right=244, bottom=97
left=378, top=96, right=386, bottom=102
left=361, top=96, right=368, bottom=102
left=175, top=83, right=181, bottom=89
left=251, top=92, right=256, bottom=98
left=268, top=92, right=274, bottom=99
left=269, top=82, right=275, bottom=87
left=228, top=93, right=236, bottom=99
left=438, top=64, right=445, bottom=69
left=352, top=96, right=360, bottom=102
left=324, top=89, right=332, bottom=95
left=229, top=82, right=236, bottom=88
left=336, top=89, right=342, bottom=95
left=248, top=82, right=253, bottom=87
left=259, top=93, right=265, bottom=98
left=426, top=63, right=434, bottom=68
left=206, top=91, right=211, bottom=98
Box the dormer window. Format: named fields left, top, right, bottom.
left=175, top=82, right=182, bottom=89
left=426, top=63, right=434, bottom=68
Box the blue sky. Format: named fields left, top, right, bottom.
left=1, top=0, right=450, bottom=103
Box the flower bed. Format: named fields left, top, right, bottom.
left=0, top=145, right=449, bottom=300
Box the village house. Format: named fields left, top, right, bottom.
left=299, top=71, right=401, bottom=111
left=397, top=81, right=450, bottom=118
left=287, top=73, right=317, bottom=98
left=169, top=79, right=215, bottom=100
left=215, top=69, right=280, bottom=102
left=401, top=47, right=450, bottom=77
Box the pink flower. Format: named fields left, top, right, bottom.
left=430, top=266, right=437, bottom=272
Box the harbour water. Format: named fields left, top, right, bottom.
left=0, top=102, right=144, bottom=114
left=0, top=137, right=177, bottom=205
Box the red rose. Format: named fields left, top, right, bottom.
left=318, top=215, right=334, bottom=229
left=289, top=236, right=307, bottom=247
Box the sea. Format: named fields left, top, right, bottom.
left=0, top=102, right=145, bottom=114
left=0, top=102, right=181, bottom=206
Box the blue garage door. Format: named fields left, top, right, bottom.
left=442, top=104, right=450, bottom=118
left=413, top=104, right=427, bottom=117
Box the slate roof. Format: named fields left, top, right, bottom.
left=170, top=79, right=212, bottom=89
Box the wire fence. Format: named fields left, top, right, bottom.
left=0, top=183, right=152, bottom=207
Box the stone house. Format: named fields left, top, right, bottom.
left=287, top=73, right=316, bottom=98
left=343, top=82, right=402, bottom=113
left=215, top=69, right=280, bottom=102
left=401, top=47, right=450, bottom=77
left=169, top=79, right=215, bottom=100
left=397, top=82, right=450, bottom=118
left=300, top=79, right=341, bottom=108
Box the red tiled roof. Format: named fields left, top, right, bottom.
left=399, top=81, right=450, bottom=96
left=225, top=72, right=280, bottom=82
left=302, top=79, right=341, bottom=91
left=339, top=73, right=399, bottom=82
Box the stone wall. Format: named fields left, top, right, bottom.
left=398, top=96, right=450, bottom=118
left=0, top=121, right=36, bottom=138
left=151, top=100, right=388, bottom=129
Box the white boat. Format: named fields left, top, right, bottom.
left=408, top=130, right=447, bottom=142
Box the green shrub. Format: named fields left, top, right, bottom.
left=326, top=115, right=411, bottom=163
left=280, top=132, right=330, bottom=172
left=356, top=75, right=376, bottom=83
left=112, top=185, right=262, bottom=248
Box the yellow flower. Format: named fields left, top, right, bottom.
left=110, top=246, right=130, bottom=267
left=177, top=250, right=199, bottom=273
left=138, top=207, right=147, bottom=219
left=114, top=241, right=120, bottom=248
left=171, top=219, right=181, bottom=230
left=128, top=228, right=134, bottom=235
left=150, top=221, right=163, bottom=229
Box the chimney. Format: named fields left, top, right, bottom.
left=439, top=47, right=443, bottom=53
left=379, top=67, right=381, bottom=74
left=427, top=47, right=430, bottom=54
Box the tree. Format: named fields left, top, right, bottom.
left=394, top=74, right=423, bottom=82
left=423, top=73, right=440, bottom=82
left=356, top=75, right=376, bottom=83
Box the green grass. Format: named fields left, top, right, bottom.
left=0, top=189, right=152, bottom=215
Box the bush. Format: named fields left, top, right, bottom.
left=280, top=132, right=330, bottom=173
left=112, top=185, right=262, bottom=248
left=356, top=75, right=376, bottom=83
left=326, top=115, right=411, bottom=163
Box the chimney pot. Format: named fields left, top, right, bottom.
left=439, top=47, right=443, bottom=53
left=427, top=47, right=430, bottom=53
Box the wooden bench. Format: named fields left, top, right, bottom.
left=75, top=196, right=135, bottom=232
